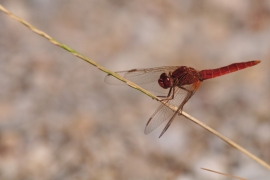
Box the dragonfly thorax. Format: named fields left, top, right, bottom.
left=158, top=73, right=173, bottom=89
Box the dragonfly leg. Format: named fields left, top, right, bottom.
left=158, top=72, right=191, bottom=101
left=158, top=72, right=190, bottom=100
left=157, top=86, right=176, bottom=101
left=157, top=86, right=173, bottom=98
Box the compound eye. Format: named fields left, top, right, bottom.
left=158, top=79, right=165, bottom=88
left=163, top=77, right=171, bottom=88
left=158, top=73, right=172, bottom=89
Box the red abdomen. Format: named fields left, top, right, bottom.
left=199, top=60, right=261, bottom=81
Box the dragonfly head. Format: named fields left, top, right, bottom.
left=158, top=73, right=173, bottom=89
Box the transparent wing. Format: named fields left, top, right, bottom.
left=105, top=66, right=180, bottom=95
left=144, top=83, right=199, bottom=135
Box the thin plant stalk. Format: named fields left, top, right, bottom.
left=201, top=168, right=246, bottom=180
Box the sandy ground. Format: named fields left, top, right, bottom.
left=0, top=0, right=270, bottom=179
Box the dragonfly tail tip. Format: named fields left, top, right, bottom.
left=254, top=60, right=261, bottom=64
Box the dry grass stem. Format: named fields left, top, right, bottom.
left=201, top=168, right=246, bottom=180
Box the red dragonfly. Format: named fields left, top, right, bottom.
left=105, top=60, right=260, bottom=137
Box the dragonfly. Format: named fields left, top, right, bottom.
left=105, top=60, right=261, bottom=138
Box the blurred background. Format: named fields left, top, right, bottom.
left=0, top=0, right=270, bottom=179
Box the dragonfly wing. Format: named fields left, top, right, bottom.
left=104, top=66, right=180, bottom=95
left=144, top=102, right=174, bottom=134
left=144, top=86, right=189, bottom=134
left=145, top=82, right=200, bottom=136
